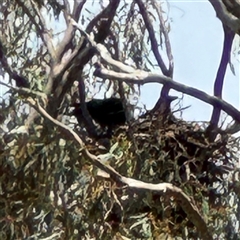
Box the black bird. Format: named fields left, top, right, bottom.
left=72, top=98, right=126, bottom=129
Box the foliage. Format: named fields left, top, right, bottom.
left=0, top=0, right=240, bottom=239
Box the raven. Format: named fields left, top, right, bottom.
left=72, top=98, right=126, bottom=129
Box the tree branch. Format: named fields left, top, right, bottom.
left=135, top=0, right=169, bottom=75
left=151, top=0, right=175, bottom=114
left=94, top=66, right=240, bottom=123
left=208, top=25, right=235, bottom=136
left=222, top=0, right=240, bottom=19
left=208, top=0, right=240, bottom=34
left=55, top=0, right=87, bottom=60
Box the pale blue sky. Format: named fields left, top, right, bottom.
left=140, top=1, right=239, bottom=123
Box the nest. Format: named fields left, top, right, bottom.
left=89, top=111, right=240, bottom=238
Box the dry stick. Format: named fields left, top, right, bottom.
left=26, top=97, right=213, bottom=240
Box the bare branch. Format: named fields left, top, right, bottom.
left=94, top=66, right=240, bottom=123
left=69, top=18, right=136, bottom=72
left=222, top=0, right=240, bottom=19
left=135, top=0, right=169, bottom=75
left=208, top=0, right=240, bottom=34
left=72, top=0, right=87, bottom=20
left=51, top=1, right=120, bottom=109
left=208, top=25, right=235, bottom=137
left=26, top=97, right=213, bottom=240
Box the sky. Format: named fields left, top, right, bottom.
left=140, top=1, right=239, bottom=124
